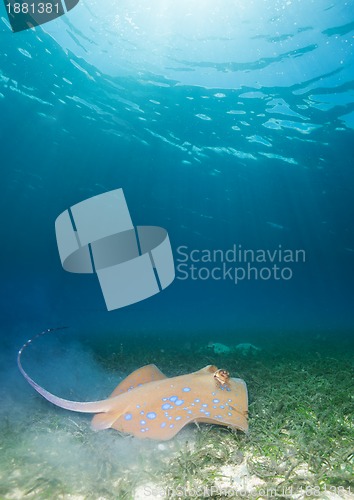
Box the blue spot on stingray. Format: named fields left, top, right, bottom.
left=213, top=399, right=220, bottom=404
left=228, top=399, right=232, bottom=402
left=169, top=424, right=174, bottom=428
left=182, top=387, right=191, bottom=392
left=228, top=412, right=232, bottom=417
left=175, top=399, right=184, bottom=406
left=175, top=416, right=182, bottom=421
left=124, top=413, right=132, bottom=421
left=136, top=404, right=140, bottom=409
left=169, top=396, right=178, bottom=403
left=168, top=416, right=172, bottom=420
left=140, top=420, right=146, bottom=425
left=213, top=406, right=217, bottom=409
left=220, top=405, right=225, bottom=409
left=137, top=383, right=142, bottom=387
left=202, top=403, right=208, bottom=408
left=162, top=403, right=173, bottom=410
left=187, top=410, right=192, bottom=414
left=140, top=411, right=144, bottom=415
left=205, top=411, right=211, bottom=416
left=194, top=398, right=200, bottom=403
left=147, top=412, right=157, bottom=420
left=161, top=422, right=166, bottom=428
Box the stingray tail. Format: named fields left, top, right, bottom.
left=17, top=327, right=112, bottom=414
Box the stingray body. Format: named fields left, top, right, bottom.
left=18, top=329, right=248, bottom=440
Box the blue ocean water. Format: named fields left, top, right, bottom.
left=0, top=0, right=353, bottom=338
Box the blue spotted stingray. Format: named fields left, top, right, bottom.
left=18, top=330, right=248, bottom=440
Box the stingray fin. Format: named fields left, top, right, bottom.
left=110, top=415, right=187, bottom=440
left=91, top=411, right=122, bottom=431
left=109, top=364, right=167, bottom=398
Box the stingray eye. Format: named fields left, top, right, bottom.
left=213, top=368, right=230, bottom=386
left=221, top=369, right=230, bottom=380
